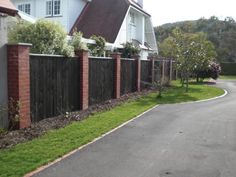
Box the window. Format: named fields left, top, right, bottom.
left=18, top=4, right=31, bottom=15
left=130, top=12, right=135, bottom=25
left=129, top=12, right=136, bottom=40
left=46, top=1, right=52, bottom=16
left=46, top=0, right=61, bottom=16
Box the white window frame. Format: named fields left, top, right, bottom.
left=46, top=0, right=62, bottom=17
left=18, top=3, right=31, bottom=15
left=129, top=12, right=136, bottom=40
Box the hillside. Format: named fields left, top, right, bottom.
left=155, top=16, right=236, bottom=62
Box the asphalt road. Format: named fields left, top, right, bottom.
left=33, top=80, right=236, bottom=177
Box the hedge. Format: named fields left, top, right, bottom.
left=220, top=62, right=236, bottom=75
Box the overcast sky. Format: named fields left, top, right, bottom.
left=143, top=0, right=236, bottom=26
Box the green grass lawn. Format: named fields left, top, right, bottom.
left=0, top=81, right=224, bottom=177
left=220, top=75, right=236, bottom=80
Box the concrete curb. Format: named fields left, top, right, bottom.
left=25, top=105, right=160, bottom=177
left=176, top=89, right=228, bottom=105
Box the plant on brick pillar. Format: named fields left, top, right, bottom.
left=88, top=35, right=106, bottom=57
left=121, top=42, right=140, bottom=58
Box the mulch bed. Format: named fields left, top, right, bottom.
left=0, top=89, right=156, bottom=149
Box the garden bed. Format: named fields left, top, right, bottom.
left=0, top=89, right=154, bottom=149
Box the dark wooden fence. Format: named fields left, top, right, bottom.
left=28, top=54, right=174, bottom=124
left=30, top=55, right=80, bottom=122
left=141, top=60, right=152, bottom=89
left=89, top=57, right=115, bottom=105
left=120, top=59, right=137, bottom=95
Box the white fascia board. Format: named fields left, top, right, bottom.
left=129, top=6, right=149, bottom=18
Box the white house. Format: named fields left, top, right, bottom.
left=11, top=0, right=158, bottom=59
left=11, top=0, right=89, bottom=32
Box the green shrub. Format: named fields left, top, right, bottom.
left=9, top=20, right=73, bottom=57
left=70, top=31, right=88, bottom=51
left=121, top=42, right=140, bottom=58
left=88, top=35, right=106, bottom=57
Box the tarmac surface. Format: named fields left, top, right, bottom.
left=33, top=80, right=236, bottom=177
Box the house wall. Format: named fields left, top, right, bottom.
left=0, top=16, right=9, bottom=129
left=11, top=0, right=86, bottom=32
left=114, top=7, right=145, bottom=47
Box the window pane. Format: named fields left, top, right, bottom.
left=18, top=4, right=31, bottom=15
left=25, top=4, right=31, bottom=15
left=46, top=1, right=52, bottom=16
left=18, top=5, right=23, bottom=11
left=54, top=0, right=61, bottom=15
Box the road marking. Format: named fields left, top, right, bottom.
left=174, top=89, right=228, bottom=105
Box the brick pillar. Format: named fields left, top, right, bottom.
left=133, top=55, right=141, bottom=92
left=75, top=50, right=89, bottom=110
left=7, top=43, right=32, bottom=129
left=111, top=53, right=121, bottom=99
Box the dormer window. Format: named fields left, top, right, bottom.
left=46, top=0, right=61, bottom=17
left=18, top=3, right=31, bottom=15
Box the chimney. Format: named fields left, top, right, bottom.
left=137, top=0, right=143, bottom=8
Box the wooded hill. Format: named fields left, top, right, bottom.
left=155, top=16, right=236, bottom=63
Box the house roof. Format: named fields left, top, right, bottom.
left=0, top=0, right=17, bottom=16
left=71, top=0, right=150, bottom=43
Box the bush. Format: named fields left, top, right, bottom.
left=9, top=20, right=73, bottom=56
left=196, top=62, right=221, bottom=80
left=70, top=31, right=88, bottom=51
left=88, top=35, right=106, bottom=56
left=121, top=42, right=140, bottom=58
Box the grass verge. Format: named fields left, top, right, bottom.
left=0, top=82, right=224, bottom=177
left=220, top=75, right=236, bottom=80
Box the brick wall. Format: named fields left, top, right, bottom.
left=7, top=47, right=174, bottom=129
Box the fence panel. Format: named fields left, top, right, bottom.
left=153, top=60, right=162, bottom=84
left=121, top=59, right=137, bottom=95
left=30, top=55, right=80, bottom=122
left=141, top=60, right=152, bottom=89
left=163, top=61, right=170, bottom=85
left=89, top=58, right=114, bottom=105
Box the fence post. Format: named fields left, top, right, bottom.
left=111, top=53, right=121, bottom=99
left=162, top=60, right=165, bottom=84
left=133, top=55, right=141, bottom=92
left=169, top=59, right=173, bottom=81
left=7, top=43, right=32, bottom=129
left=75, top=50, right=89, bottom=110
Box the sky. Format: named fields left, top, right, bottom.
left=143, top=0, right=236, bottom=26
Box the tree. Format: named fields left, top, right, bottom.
left=160, top=28, right=217, bottom=92
left=155, top=16, right=236, bottom=63
left=9, top=20, right=74, bottom=56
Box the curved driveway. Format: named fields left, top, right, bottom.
left=33, top=80, right=236, bottom=177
